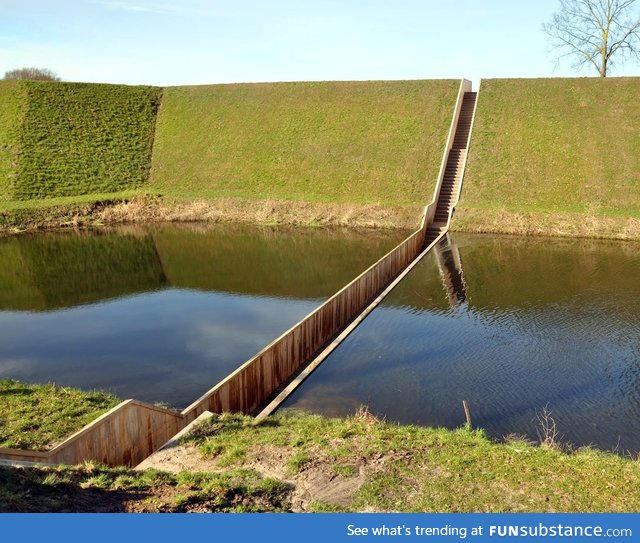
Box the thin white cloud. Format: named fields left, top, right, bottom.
left=95, top=1, right=177, bottom=14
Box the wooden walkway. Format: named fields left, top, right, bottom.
left=0, top=82, right=478, bottom=468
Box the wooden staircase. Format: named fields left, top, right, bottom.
left=427, top=91, right=477, bottom=241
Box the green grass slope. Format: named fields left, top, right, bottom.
left=13, top=82, right=161, bottom=200
left=0, top=379, right=120, bottom=450
left=0, top=81, right=27, bottom=202
left=462, top=77, right=640, bottom=217
left=150, top=80, right=458, bottom=206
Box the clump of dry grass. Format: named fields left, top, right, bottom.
left=96, top=196, right=424, bottom=230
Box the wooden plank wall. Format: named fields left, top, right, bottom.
left=0, top=400, right=186, bottom=467
left=181, top=227, right=426, bottom=422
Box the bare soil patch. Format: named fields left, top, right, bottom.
left=138, top=440, right=368, bottom=512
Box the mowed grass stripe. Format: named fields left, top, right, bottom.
left=461, top=77, right=640, bottom=217
left=0, top=81, right=27, bottom=202
left=150, top=80, right=459, bottom=206
left=14, top=82, right=162, bottom=200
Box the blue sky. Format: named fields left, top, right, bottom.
left=1, top=0, right=638, bottom=86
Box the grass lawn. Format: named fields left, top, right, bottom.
left=150, top=80, right=459, bottom=206
left=0, top=379, right=120, bottom=450
left=0, top=79, right=459, bottom=232
left=13, top=82, right=161, bottom=200
left=462, top=77, right=640, bottom=217
left=0, top=463, right=290, bottom=513
left=0, top=81, right=26, bottom=203
left=3, top=77, right=640, bottom=238
left=178, top=411, right=640, bottom=512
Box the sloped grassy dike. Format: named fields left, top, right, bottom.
left=0, top=81, right=161, bottom=202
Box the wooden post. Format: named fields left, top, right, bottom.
left=462, top=399, right=472, bottom=428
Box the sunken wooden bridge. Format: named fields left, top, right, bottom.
left=0, top=80, right=478, bottom=468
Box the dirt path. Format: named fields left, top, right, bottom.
left=137, top=441, right=367, bottom=512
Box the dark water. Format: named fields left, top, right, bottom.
left=0, top=223, right=406, bottom=409
left=284, top=233, right=640, bottom=453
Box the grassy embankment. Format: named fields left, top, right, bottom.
left=457, top=77, right=640, bottom=239
left=0, top=80, right=459, bottom=231
left=2, top=77, right=640, bottom=238
left=0, top=81, right=161, bottom=231
left=2, top=406, right=640, bottom=512
left=145, top=80, right=458, bottom=227
left=0, top=379, right=119, bottom=450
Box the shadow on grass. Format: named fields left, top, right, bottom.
left=0, top=387, right=34, bottom=397
left=0, top=464, right=294, bottom=513
left=0, top=466, right=150, bottom=512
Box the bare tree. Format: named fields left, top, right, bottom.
left=3, top=67, right=61, bottom=81
left=543, top=0, right=640, bottom=77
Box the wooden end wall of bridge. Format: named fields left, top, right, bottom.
left=0, top=400, right=184, bottom=467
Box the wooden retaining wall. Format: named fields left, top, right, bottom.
left=0, top=400, right=185, bottom=467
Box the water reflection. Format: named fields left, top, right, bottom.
left=434, top=234, right=467, bottom=307
left=284, top=233, right=640, bottom=453
left=0, top=223, right=406, bottom=408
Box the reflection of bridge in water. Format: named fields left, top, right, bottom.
left=0, top=82, right=478, bottom=468
left=434, top=233, right=467, bottom=308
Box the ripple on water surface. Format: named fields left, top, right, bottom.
left=283, top=234, right=640, bottom=453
